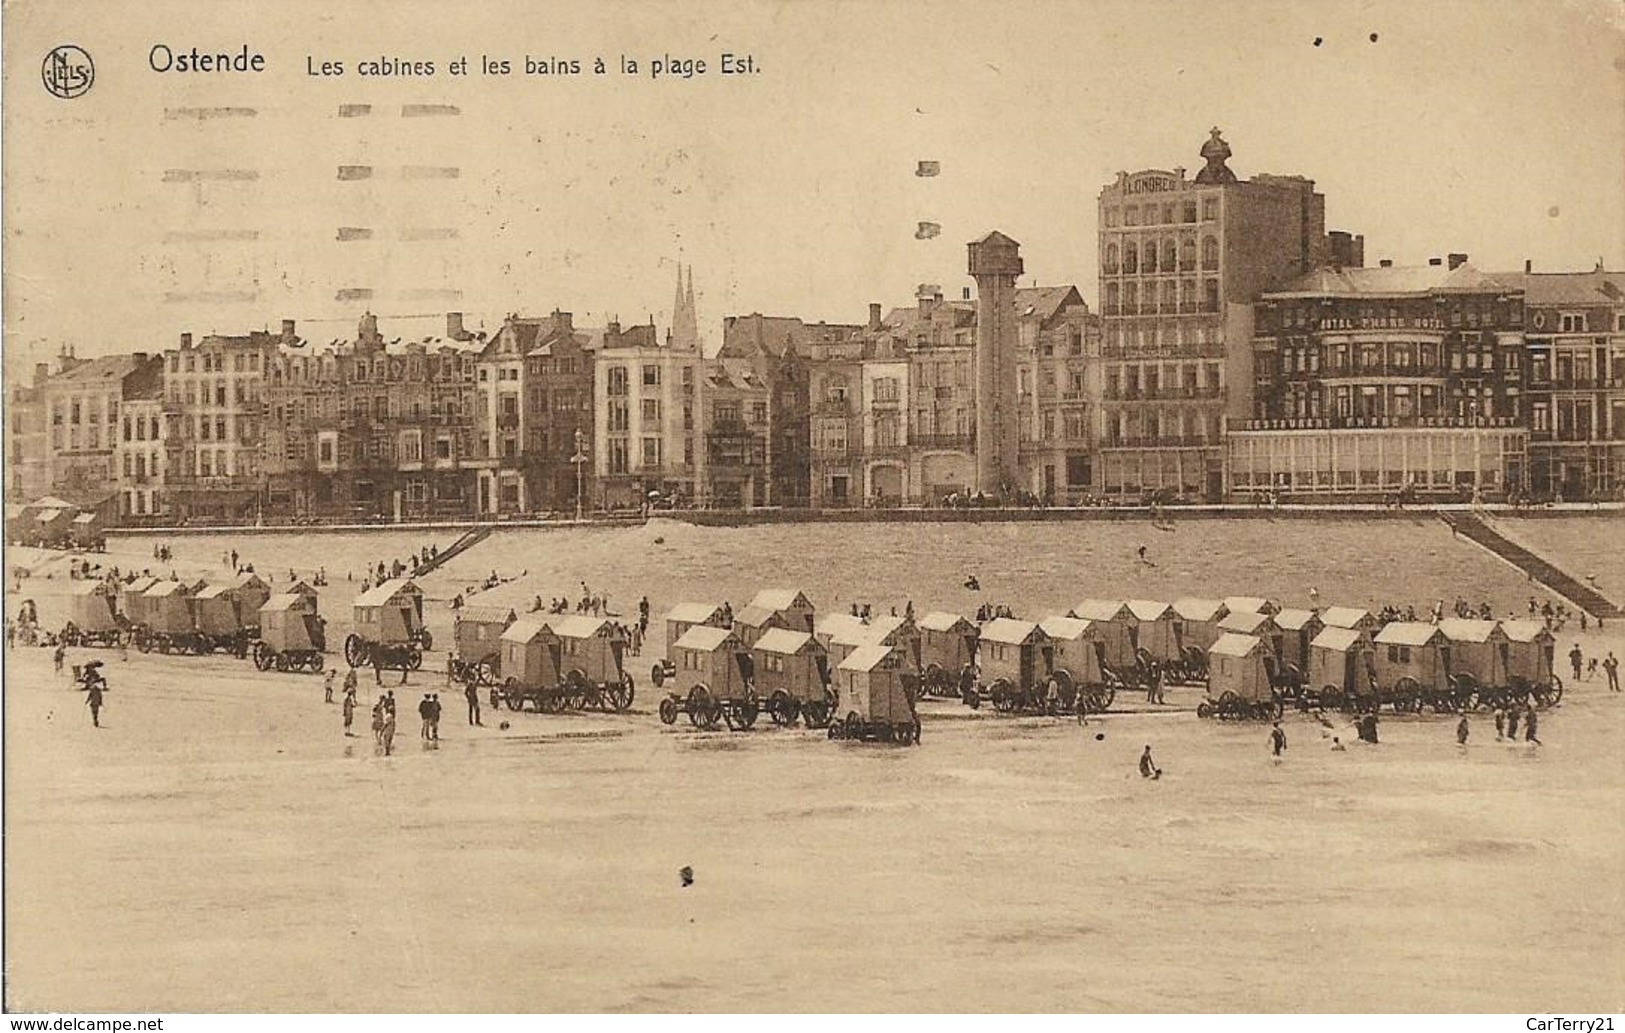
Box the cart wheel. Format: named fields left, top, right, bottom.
left=274, top=653, right=289, bottom=672
left=767, top=690, right=793, bottom=726
left=1197, top=701, right=1213, bottom=719
left=659, top=696, right=679, bottom=725
left=924, top=663, right=944, bottom=696
left=252, top=641, right=271, bottom=671
left=687, top=685, right=715, bottom=729
left=611, top=672, right=635, bottom=712
left=344, top=634, right=364, bottom=668
left=738, top=693, right=760, bottom=730
left=1546, top=674, right=1563, bottom=705
left=844, top=712, right=863, bottom=740
left=503, top=678, right=523, bottom=711
left=827, top=720, right=842, bottom=740
left=137, top=633, right=153, bottom=654
left=311, top=652, right=325, bottom=673
left=650, top=663, right=666, bottom=688
left=476, top=659, right=496, bottom=686
left=418, top=629, right=433, bottom=651
left=407, top=646, right=423, bottom=671
left=912, top=718, right=922, bottom=746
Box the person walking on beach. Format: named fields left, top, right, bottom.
left=85, top=680, right=105, bottom=728
left=1270, top=722, right=1287, bottom=759
left=1523, top=705, right=1540, bottom=745
left=53, top=641, right=66, bottom=675
left=381, top=704, right=397, bottom=756
left=1569, top=643, right=1583, bottom=682
left=1605, top=652, right=1620, bottom=692
left=1139, top=745, right=1160, bottom=779
left=371, top=697, right=385, bottom=745
left=342, top=686, right=357, bottom=737
left=1494, top=706, right=1506, bottom=741
left=1456, top=715, right=1470, bottom=746
left=324, top=668, right=337, bottom=704
left=428, top=694, right=442, bottom=741
left=418, top=694, right=433, bottom=740
left=1506, top=705, right=1520, bottom=740
left=465, top=680, right=482, bottom=726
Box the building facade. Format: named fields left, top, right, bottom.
left=1015, top=285, right=1100, bottom=502
left=162, top=327, right=280, bottom=522
left=6, top=361, right=51, bottom=501
left=1097, top=129, right=1330, bottom=500
left=1232, top=259, right=1528, bottom=498
left=594, top=322, right=704, bottom=510
left=44, top=350, right=164, bottom=506
left=1500, top=268, right=1625, bottom=500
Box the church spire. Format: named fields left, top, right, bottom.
left=672, top=262, right=700, bottom=351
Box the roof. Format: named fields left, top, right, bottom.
left=1491, top=270, right=1625, bottom=307
left=501, top=619, right=555, bottom=644
left=355, top=579, right=420, bottom=607
left=1126, top=600, right=1173, bottom=622
left=1172, top=598, right=1227, bottom=621
left=674, top=624, right=737, bottom=653
left=1311, top=626, right=1364, bottom=653
left=72, top=513, right=98, bottom=524
left=980, top=617, right=1044, bottom=646
left=1274, top=608, right=1320, bottom=631
left=1015, top=285, right=1085, bottom=325
left=838, top=643, right=895, bottom=673
left=48, top=353, right=143, bottom=384
left=145, top=580, right=190, bottom=597
left=1071, top=599, right=1130, bottom=621
left=1436, top=618, right=1503, bottom=644
left=816, top=612, right=868, bottom=640
left=457, top=605, right=517, bottom=626
left=1038, top=616, right=1093, bottom=641
left=1265, top=263, right=1519, bottom=299
left=71, top=580, right=116, bottom=595
left=1223, top=596, right=1273, bottom=615
left=1210, top=633, right=1263, bottom=659
left=753, top=628, right=817, bottom=655
left=917, top=611, right=973, bottom=633
left=1219, top=610, right=1275, bottom=635
left=828, top=614, right=911, bottom=647
left=1319, top=606, right=1371, bottom=629
left=1373, top=622, right=1442, bottom=647
left=665, top=602, right=724, bottom=624
left=123, top=577, right=158, bottom=593
left=260, top=593, right=315, bottom=612
left=1500, top=620, right=1553, bottom=644
left=35, top=509, right=65, bottom=522
left=748, top=588, right=811, bottom=612
left=31, top=495, right=74, bottom=509
left=551, top=614, right=610, bottom=639
left=194, top=584, right=235, bottom=600
left=733, top=604, right=783, bottom=628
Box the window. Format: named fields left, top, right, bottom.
left=1123, top=242, right=1138, bottom=274
left=1202, top=198, right=1218, bottom=221
left=1183, top=201, right=1198, bottom=223
left=1560, top=313, right=1586, bottom=333
left=1203, top=279, right=1220, bottom=313
left=1201, top=236, right=1219, bottom=270
left=608, top=399, right=630, bottom=432
left=642, top=364, right=660, bottom=386
left=874, top=377, right=899, bottom=402
left=752, top=402, right=768, bottom=424
left=1104, top=243, right=1119, bottom=274
left=641, top=398, right=661, bottom=422
left=607, top=366, right=628, bottom=396
left=1124, top=206, right=1138, bottom=226
left=642, top=437, right=662, bottom=466
left=1143, top=241, right=1158, bottom=273
left=609, top=438, right=629, bottom=474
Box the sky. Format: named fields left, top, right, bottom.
left=4, top=0, right=1624, bottom=369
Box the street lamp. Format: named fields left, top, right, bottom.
left=571, top=428, right=588, bottom=522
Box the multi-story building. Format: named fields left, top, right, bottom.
left=1497, top=266, right=1625, bottom=500
left=6, top=361, right=52, bottom=500
left=700, top=355, right=772, bottom=508
left=1015, top=285, right=1099, bottom=502
left=1232, top=257, right=1528, bottom=498
left=115, top=391, right=167, bottom=521
left=472, top=310, right=594, bottom=516
left=721, top=311, right=861, bottom=506
left=162, top=325, right=280, bottom=522
left=1097, top=128, right=1330, bottom=500
left=261, top=313, right=481, bottom=521
left=594, top=321, right=704, bottom=510
left=44, top=349, right=165, bottom=501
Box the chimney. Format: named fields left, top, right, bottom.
left=280, top=318, right=297, bottom=340
left=1379, top=259, right=1393, bottom=268
left=132, top=352, right=148, bottom=364
left=1525, top=259, right=1533, bottom=274
left=1448, top=253, right=1468, bottom=271
left=917, top=284, right=942, bottom=318
left=1428, top=257, right=1443, bottom=267
left=34, top=362, right=49, bottom=387
left=868, top=303, right=882, bottom=331
left=446, top=312, right=466, bottom=340
left=180, top=332, right=193, bottom=348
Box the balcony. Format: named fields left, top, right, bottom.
left=1236, top=414, right=1523, bottom=432
left=1102, top=437, right=1213, bottom=449
left=497, top=412, right=520, bottom=429
left=816, top=399, right=852, bottom=416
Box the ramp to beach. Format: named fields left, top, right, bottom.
left=1441, top=513, right=1621, bottom=618
left=413, top=525, right=493, bottom=577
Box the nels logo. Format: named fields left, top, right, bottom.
left=42, top=45, right=95, bottom=99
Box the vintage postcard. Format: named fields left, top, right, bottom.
left=3, top=0, right=1623, bottom=1019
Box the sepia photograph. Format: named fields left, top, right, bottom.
left=3, top=0, right=1623, bottom=1019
